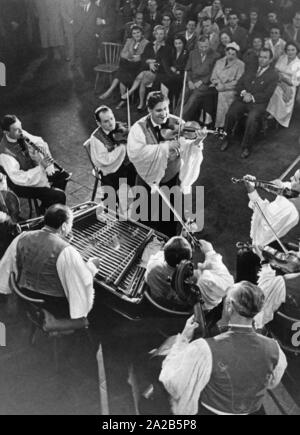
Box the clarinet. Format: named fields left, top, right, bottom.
left=20, top=134, right=70, bottom=178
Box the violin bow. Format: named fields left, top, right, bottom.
left=279, top=155, right=300, bottom=181
left=126, top=88, right=131, bottom=130
left=177, top=70, right=188, bottom=140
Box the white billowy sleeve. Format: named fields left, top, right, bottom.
left=127, top=123, right=170, bottom=186
left=267, top=343, right=288, bottom=390
left=248, top=190, right=299, bottom=248
left=255, top=264, right=286, bottom=329
left=195, top=250, right=234, bottom=311
left=88, top=135, right=126, bottom=176
left=179, top=138, right=204, bottom=194
left=0, top=154, right=49, bottom=188
left=159, top=335, right=212, bottom=415
left=0, top=234, right=23, bottom=294
left=56, top=246, right=97, bottom=319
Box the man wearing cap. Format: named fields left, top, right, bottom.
left=159, top=281, right=287, bottom=415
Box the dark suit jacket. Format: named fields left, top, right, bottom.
left=144, top=12, right=162, bottom=30
left=178, top=31, right=197, bottom=52
left=236, top=66, right=279, bottom=106
left=221, top=25, right=248, bottom=53
left=73, top=2, right=99, bottom=52
left=243, top=20, right=265, bottom=39
left=141, top=42, right=168, bottom=74
left=186, top=49, right=218, bottom=88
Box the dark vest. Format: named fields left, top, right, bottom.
left=0, top=135, right=35, bottom=171
left=201, top=327, right=279, bottom=414
left=137, top=115, right=181, bottom=184
left=16, top=228, right=70, bottom=298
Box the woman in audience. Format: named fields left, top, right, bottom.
left=200, top=0, right=225, bottom=29
left=265, top=26, right=286, bottom=62
left=217, top=31, right=232, bottom=58
left=155, top=35, right=189, bottom=102
left=267, top=42, right=300, bottom=127
left=243, top=36, right=264, bottom=72
left=209, top=42, right=245, bottom=128
left=121, top=25, right=167, bottom=110
left=99, top=25, right=149, bottom=103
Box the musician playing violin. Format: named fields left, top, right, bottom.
left=127, top=91, right=207, bottom=236
left=0, top=115, right=69, bottom=213
left=86, top=106, right=136, bottom=196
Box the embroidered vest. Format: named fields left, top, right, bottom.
left=201, top=328, right=279, bottom=414
left=0, top=135, right=35, bottom=171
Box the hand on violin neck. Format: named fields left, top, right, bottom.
left=169, top=140, right=180, bottom=161
left=243, top=174, right=256, bottom=193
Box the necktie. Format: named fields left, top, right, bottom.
left=154, top=126, right=163, bottom=142
left=256, top=67, right=262, bottom=77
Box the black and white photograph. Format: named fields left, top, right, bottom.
left=0, top=0, right=300, bottom=418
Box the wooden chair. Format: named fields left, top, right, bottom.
left=9, top=272, right=90, bottom=370
left=94, top=42, right=122, bottom=92
left=83, top=139, right=103, bottom=202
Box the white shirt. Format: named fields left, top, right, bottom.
left=248, top=190, right=299, bottom=251
left=0, top=130, right=53, bottom=188
left=159, top=331, right=287, bottom=415
left=86, top=129, right=126, bottom=176
left=0, top=233, right=97, bottom=319
left=0, top=62, right=6, bottom=86
left=127, top=116, right=204, bottom=194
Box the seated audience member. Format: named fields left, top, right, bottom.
left=0, top=204, right=97, bottom=319
left=265, top=27, right=287, bottom=62
left=178, top=18, right=198, bottom=52
left=243, top=36, right=264, bottom=72
left=216, top=31, right=232, bottom=58
left=99, top=25, right=149, bottom=103
left=163, top=0, right=189, bottom=18
left=155, top=35, right=189, bottom=102
left=223, top=6, right=232, bottom=27
left=144, top=0, right=162, bottom=30
left=283, top=11, right=300, bottom=50
left=124, top=11, right=152, bottom=41
left=238, top=12, right=248, bottom=29
left=171, top=7, right=186, bottom=35
left=263, top=11, right=284, bottom=36
left=124, top=25, right=167, bottom=110
left=145, top=237, right=233, bottom=312
left=161, top=13, right=174, bottom=46
left=0, top=172, right=20, bottom=258
left=267, top=42, right=300, bottom=127
left=159, top=281, right=287, bottom=416
left=244, top=8, right=264, bottom=40
left=200, top=0, right=225, bottom=29
left=221, top=11, right=248, bottom=53
left=176, top=36, right=218, bottom=121
left=201, top=17, right=220, bottom=52
left=221, top=48, right=278, bottom=158
left=209, top=42, right=245, bottom=129
left=0, top=115, right=67, bottom=213
left=86, top=106, right=136, bottom=196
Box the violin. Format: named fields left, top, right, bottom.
left=161, top=120, right=227, bottom=141
left=111, top=122, right=129, bottom=146
left=262, top=246, right=300, bottom=274
left=231, top=177, right=300, bottom=199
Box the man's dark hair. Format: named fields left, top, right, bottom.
left=130, top=25, right=144, bottom=35
left=202, top=17, right=212, bottom=24
left=146, top=91, right=169, bottom=110
left=164, top=237, right=192, bottom=268
left=230, top=281, right=265, bottom=319
left=270, top=25, right=281, bottom=33
left=1, top=115, right=18, bottom=132
left=44, top=204, right=72, bottom=230
left=260, top=48, right=273, bottom=60
left=198, top=35, right=209, bottom=43
left=94, top=105, right=111, bottom=122
left=229, top=11, right=239, bottom=18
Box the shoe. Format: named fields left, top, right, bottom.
left=116, top=101, right=125, bottom=110
left=241, top=148, right=250, bottom=159
left=220, top=139, right=229, bottom=152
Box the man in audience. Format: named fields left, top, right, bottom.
left=201, top=17, right=220, bottom=52
left=244, top=8, right=264, bottom=40
left=161, top=13, right=174, bottom=46
left=0, top=172, right=20, bottom=258
left=263, top=10, right=284, bottom=36
left=221, top=48, right=278, bottom=158
left=60, top=0, right=75, bottom=63
left=159, top=281, right=287, bottom=415
left=178, top=18, right=197, bottom=52
left=144, top=0, right=162, bottom=30
left=124, top=11, right=152, bottom=41
left=284, top=11, right=300, bottom=50
left=171, top=7, right=186, bottom=35
left=265, top=26, right=286, bottom=62
left=176, top=36, right=218, bottom=121
left=221, top=11, right=248, bottom=53
left=163, top=0, right=189, bottom=19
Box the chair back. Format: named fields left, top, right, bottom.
left=83, top=140, right=102, bottom=179
left=9, top=272, right=45, bottom=304
left=103, top=42, right=122, bottom=67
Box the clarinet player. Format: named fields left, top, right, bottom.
left=0, top=115, right=71, bottom=213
